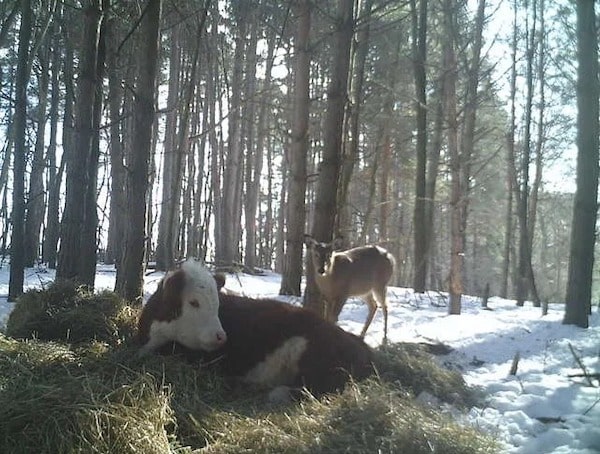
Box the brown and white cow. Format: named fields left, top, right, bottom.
left=137, top=260, right=374, bottom=401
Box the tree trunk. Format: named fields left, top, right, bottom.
left=459, top=0, right=486, bottom=288
left=411, top=0, right=428, bottom=293
left=564, top=0, right=598, bottom=328
left=115, top=0, right=161, bottom=303
left=516, top=0, right=536, bottom=306
left=42, top=20, right=64, bottom=268
left=243, top=12, right=260, bottom=269
left=24, top=47, right=49, bottom=267
left=502, top=0, right=519, bottom=299
left=443, top=0, right=462, bottom=315
left=303, top=0, right=354, bottom=317
left=526, top=0, right=546, bottom=308
left=8, top=0, right=32, bottom=301
left=280, top=0, right=311, bottom=296
left=105, top=17, right=126, bottom=267
left=423, top=77, right=445, bottom=284
left=155, top=26, right=182, bottom=270
left=338, top=0, right=374, bottom=233
left=57, top=0, right=104, bottom=286
left=80, top=5, right=107, bottom=284
left=219, top=8, right=247, bottom=265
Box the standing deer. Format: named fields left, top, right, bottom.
left=304, top=235, right=395, bottom=341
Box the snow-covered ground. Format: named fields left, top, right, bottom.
left=0, top=263, right=598, bottom=454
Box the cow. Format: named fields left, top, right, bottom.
left=137, top=260, right=374, bottom=402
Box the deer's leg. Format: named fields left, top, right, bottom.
left=360, top=293, right=378, bottom=338
left=373, top=287, right=389, bottom=343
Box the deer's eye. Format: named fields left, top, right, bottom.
left=189, top=300, right=200, bottom=308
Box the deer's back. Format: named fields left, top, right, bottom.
left=322, top=245, right=394, bottom=298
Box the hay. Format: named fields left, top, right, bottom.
left=0, top=335, right=174, bottom=454
left=197, top=380, right=497, bottom=454
left=0, top=286, right=497, bottom=453
left=5, top=281, right=137, bottom=346
left=372, top=342, right=477, bottom=407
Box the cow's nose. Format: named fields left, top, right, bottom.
left=215, top=329, right=227, bottom=345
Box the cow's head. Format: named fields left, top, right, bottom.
left=304, top=235, right=344, bottom=275
left=138, top=260, right=227, bottom=355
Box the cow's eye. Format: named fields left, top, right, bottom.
left=189, top=300, right=200, bottom=308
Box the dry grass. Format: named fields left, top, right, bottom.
left=5, top=280, right=137, bottom=346
left=0, top=285, right=498, bottom=453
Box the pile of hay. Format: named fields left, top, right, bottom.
left=0, top=335, right=173, bottom=453
left=0, top=285, right=498, bottom=453
left=5, top=280, right=137, bottom=346
left=372, top=342, right=478, bottom=407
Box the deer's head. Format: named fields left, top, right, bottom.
left=304, top=235, right=344, bottom=275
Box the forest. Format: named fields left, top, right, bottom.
left=0, top=0, right=597, bottom=327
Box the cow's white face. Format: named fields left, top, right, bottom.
left=138, top=260, right=227, bottom=355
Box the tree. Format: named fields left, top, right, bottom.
left=56, top=0, right=105, bottom=287
left=303, top=0, right=354, bottom=316
left=442, top=0, right=461, bottom=315
left=563, top=0, right=598, bottom=328
left=217, top=2, right=248, bottom=266
left=42, top=16, right=64, bottom=269
left=280, top=0, right=311, bottom=296
left=24, top=45, right=49, bottom=267
left=412, top=0, right=428, bottom=293
left=115, top=0, right=162, bottom=303
left=105, top=15, right=127, bottom=267
left=155, top=24, right=183, bottom=271
left=8, top=0, right=32, bottom=301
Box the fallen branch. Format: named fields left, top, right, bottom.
left=568, top=372, right=600, bottom=386
left=568, top=343, right=595, bottom=387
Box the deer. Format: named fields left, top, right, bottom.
left=304, top=235, right=395, bottom=342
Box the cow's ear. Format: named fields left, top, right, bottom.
left=162, top=268, right=186, bottom=304
left=213, top=273, right=226, bottom=291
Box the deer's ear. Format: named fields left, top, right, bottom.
left=332, top=237, right=345, bottom=250
left=304, top=234, right=317, bottom=248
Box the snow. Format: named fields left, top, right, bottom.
left=0, top=264, right=598, bottom=454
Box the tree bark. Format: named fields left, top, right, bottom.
left=564, top=0, right=598, bottom=328
left=8, top=0, right=32, bottom=301
left=243, top=11, right=260, bottom=269
left=411, top=0, right=428, bottom=293
left=42, top=19, right=64, bottom=269
left=303, top=0, right=354, bottom=316
left=105, top=17, right=126, bottom=267
left=115, top=0, right=161, bottom=303
left=155, top=25, right=183, bottom=270
left=24, top=47, right=49, bottom=267
left=280, top=0, right=311, bottom=296
left=443, top=0, right=462, bottom=315
left=218, top=6, right=247, bottom=265
left=338, top=0, right=374, bottom=233
left=57, top=0, right=104, bottom=286
left=516, top=0, right=536, bottom=306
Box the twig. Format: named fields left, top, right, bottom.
left=509, top=351, right=520, bottom=376
left=568, top=372, right=600, bottom=385
left=568, top=342, right=594, bottom=387
left=583, top=396, right=600, bottom=416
